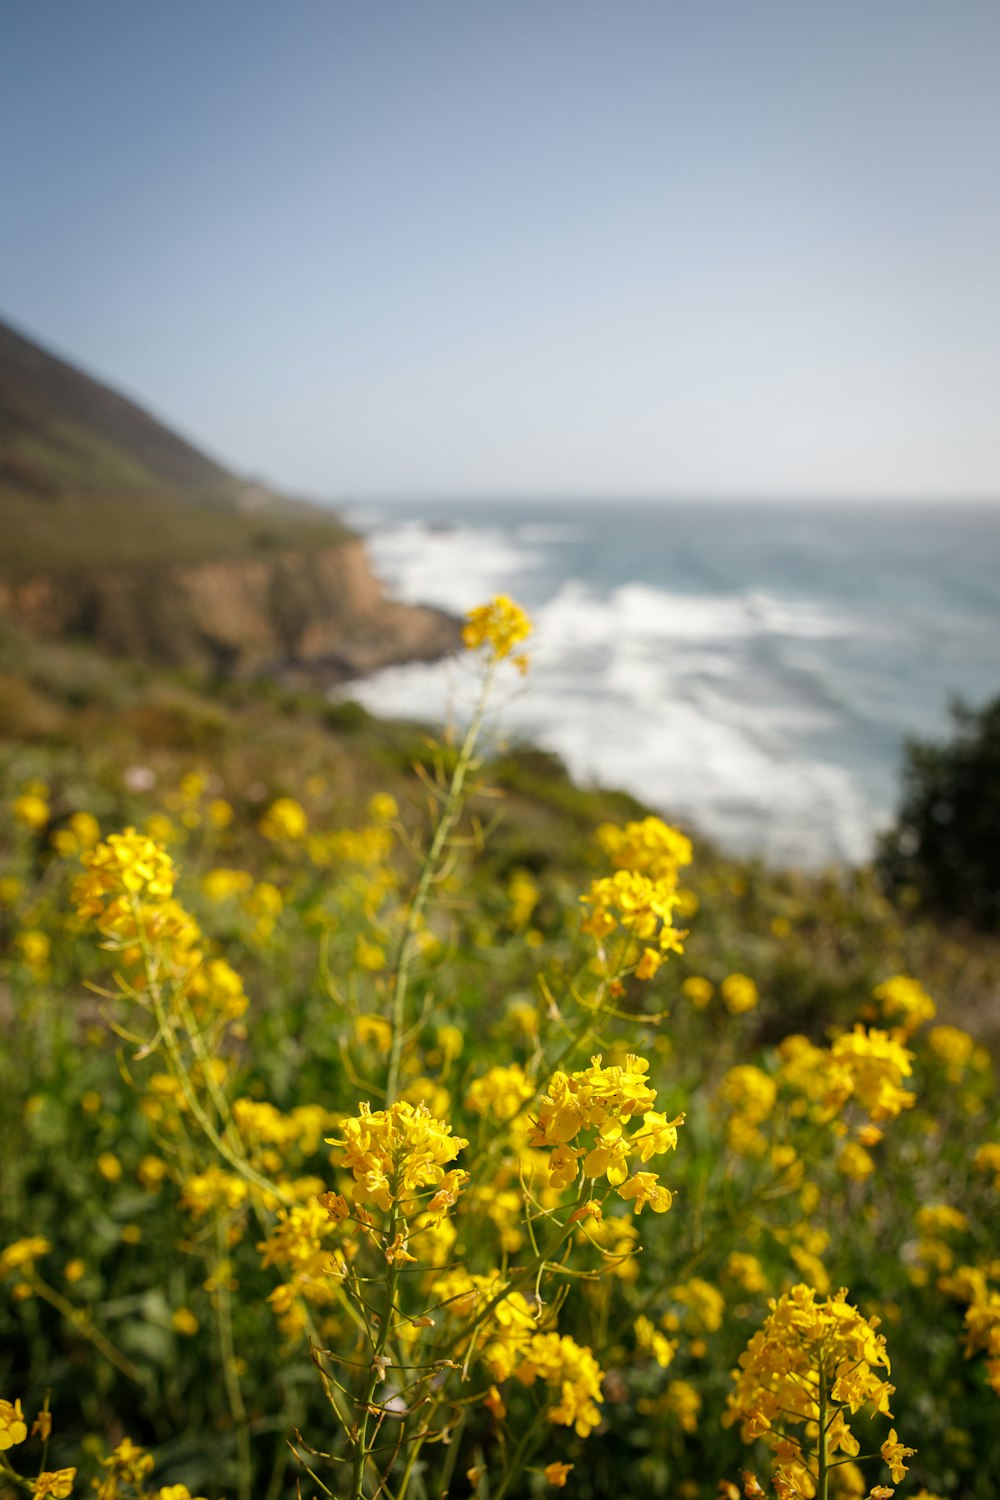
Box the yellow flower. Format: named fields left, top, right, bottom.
left=927, top=1024, right=974, bottom=1072
left=97, top=1152, right=123, bottom=1183
left=259, top=797, right=308, bottom=841
left=880, top=1429, right=916, bottom=1483
left=721, top=973, right=759, bottom=1015
left=354, top=935, right=386, bottom=972
left=973, top=1141, right=1000, bottom=1188
left=462, top=594, right=532, bottom=670
left=354, top=1015, right=393, bottom=1053
left=872, top=975, right=935, bottom=1035
left=31, top=1469, right=76, bottom=1498
left=617, top=1171, right=673, bottom=1215
left=328, top=1101, right=468, bottom=1221
left=172, top=1308, right=199, bottom=1336
left=663, top=1379, right=701, bottom=1433
left=16, top=930, right=50, bottom=973
left=634, top=947, right=663, bottom=980
left=51, top=811, right=101, bottom=857
left=436, top=1024, right=464, bottom=1062
left=201, top=867, right=253, bottom=903
left=207, top=797, right=233, bottom=830
left=466, top=1063, right=533, bottom=1121
left=367, top=792, right=398, bottom=823
left=138, top=1155, right=168, bottom=1190
left=726, top=1285, right=900, bottom=1488
left=0, top=1238, right=50, bottom=1276
left=14, top=792, right=49, bottom=831
left=838, top=1142, right=875, bottom=1179
left=515, top=1332, right=604, bottom=1436
left=726, top=1252, right=768, bottom=1295
left=544, top=1462, right=574, bottom=1487
left=0, top=1398, right=28, bottom=1450
left=682, top=975, right=714, bottom=1009
left=74, top=830, right=177, bottom=935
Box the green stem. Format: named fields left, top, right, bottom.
left=817, top=1360, right=829, bottom=1500
left=128, top=898, right=278, bottom=1203
left=385, top=664, right=496, bottom=1105
left=213, top=1210, right=252, bottom=1500
left=29, top=1275, right=144, bottom=1385
left=0, top=1455, right=33, bottom=1494
left=491, top=1408, right=547, bottom=1500
left=350, top=1206, right=400, bottom=1500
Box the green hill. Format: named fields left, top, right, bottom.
left=0, top=318, right=458, bottom=677
left=0, top=316, right=349, bottom=579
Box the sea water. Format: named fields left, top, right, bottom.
left=338, top=499, right=1000, bottom=868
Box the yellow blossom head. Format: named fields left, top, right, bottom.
left=462, top=595, right=532, bottom=671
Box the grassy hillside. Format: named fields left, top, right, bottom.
left=3, top=622, right=1000, bottom=1499
left=0, top=317, right=349, bottom=579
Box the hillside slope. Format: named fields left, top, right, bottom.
left=0, top=318, right=458, bottom=678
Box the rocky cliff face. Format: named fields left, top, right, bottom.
left=0, top=536, right=461, bottom=683
left=0, top=319, right=460, bottom=684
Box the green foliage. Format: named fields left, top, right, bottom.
left=3, top=641, right=1000, bottom=1499
left=879, top=695, right=1000, bottom=931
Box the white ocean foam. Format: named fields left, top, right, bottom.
left=364, top=520, right=542, bottom=612
left=342, top=517, right=883, bottom=866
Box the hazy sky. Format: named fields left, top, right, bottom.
left=4, top=2, right=1000, bottom=501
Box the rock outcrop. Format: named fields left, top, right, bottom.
left=0, top=316, right=461, bottom=683
left=0, top=536, right=461, bottom=683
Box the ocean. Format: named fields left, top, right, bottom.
left=338, top=499, right=1000, bottom=869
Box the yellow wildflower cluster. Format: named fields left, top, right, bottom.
left=718, top=1065, right=777, bottom=1156
left=465, top=1062, right=535, bottom=1123
left=325, top=1100, right=468, bottom=1245
left=0, top=1397, right=28, bottom=1449
left=434, top=1273, right=606, bottom=1436
left=13, top=786, right=50, bottom=832
left=581, top=816, right=692, bottom=978
left=872, top=974, right=936, bottom=1037
left=720, top=972, right=759, bottom=1015
left=74, top=829, right=177, bottom=933
left=50, top=809, right=101, bottom=858
left=531, top=1053, right=682, bottom=1212
left=0, top=1400, right=204, bottom=1500
left=90, top=1433, right=206, bottom=1500
left=1, top=1236, right=51, bottom=1275
left=512, top=1331, right=605, bottom=1436
left=963, top=1290, right=1000, bottom=1394
left=74, top=831, right=247, bottom=1026
left=260, top=797, right=309, bottom=842
left=462, top=594, right=532, bottom=670
left=258, top=1199, right=344, bottom=1337
left=726, top=1284, right=906, bottom=1497
left=973, top=1140, right=1000, bottom=1188
left=595, top=816, right=693, bottom=882
left=779, top=1026, right=915, bottom=1126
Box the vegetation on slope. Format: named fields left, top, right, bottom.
left=0, top=317, right=349, bottom=581
left=878, top=695, right=1000, bottom=933
left=2, top=610, right=1000, bottom=1500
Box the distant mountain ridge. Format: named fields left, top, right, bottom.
left=0, top=317, right=460, bottom=680
left=0, top=317, right=233, bottom=499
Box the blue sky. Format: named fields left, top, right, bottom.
left=4, top=1, right=1000, bottom=501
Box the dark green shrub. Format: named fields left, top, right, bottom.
left=878, top=695, right=1000, bottom=929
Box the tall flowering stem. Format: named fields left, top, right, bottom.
left=384, top=595, right=532, bottom=1104
left=725, top=1284, right=912, bottom=1498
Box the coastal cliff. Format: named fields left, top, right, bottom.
left=0, top=536, right=460, bottom=682
left=0, top=317, right=459, bottom=682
